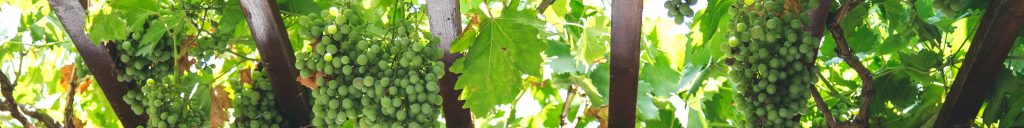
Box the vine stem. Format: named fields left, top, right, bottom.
left=820, top=0, right=874, bottom=126
left=808, top=0, right=874, bottom=126
left=0, top=70, right=32, bottom=127
left=65, top=77, right=78, bottom=128
left=560, top=84, right=577, bottom=126
left=0, top=103, right=62, bottom=128
left=811, top=84, right=837, bottom=127
left=823, top=10, right=872, bottom=126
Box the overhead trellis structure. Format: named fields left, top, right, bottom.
left=41, top=0, right=1024, bottom=127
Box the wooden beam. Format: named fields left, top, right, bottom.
left=608, top=0, right=643, bottom=127
left=936, top=0, right=1024, bottom=127
left=426, top=0, right=475, bottom=127
left=46, top=0, right=147, bottom=127
left=238, top=0, right=311, bottom=127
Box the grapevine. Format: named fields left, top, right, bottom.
left=294, top=1, right=446, bottom=127
left=231, top=67, right=283, bottom=128
left=724, top=0, right=820, bottom=127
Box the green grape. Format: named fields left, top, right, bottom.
left=356, top=54, right=369, bottom=65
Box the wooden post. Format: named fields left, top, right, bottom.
left=936, top=0, right=1024, bottom=127
left=238, top=0, right=311, bottom=127
left=608, top=0, right=643, bottom=127
left=426, top=0, right=475, bottom=127
left=46, top=0, right=146, bottom=127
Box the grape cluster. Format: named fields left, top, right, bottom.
left=664, top=0, right=696, bottom=24
left=932, top=0, right=966, bottom=18
left=110, top=17, right=176, bottom=83
left=231, top=68, right=283, bottom=128
left=725, top=0, right=820, bottom=127
left=122, top=74, right=208, bottom=128
left=113, top=17, right=209, bottom=128
left=295, top=2, right=446, bottom=128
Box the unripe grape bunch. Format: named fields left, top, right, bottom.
left=110, top=16, right=176, bottom=83
left=294, top=1, right=446, bottom=127
left=663, top=0, right=696, bottom=24
left=932, top=0, right=981, bottom=18
left=231, top=67, right=283, bottom=128
left=114, top=16, right=209, bottom=128
left=724, top=0, right=820, bottom=127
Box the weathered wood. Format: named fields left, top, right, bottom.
left=426, top=0, right=475, bottom=127
left=936, top=0, right=1024, bottom=127
left=608, top=0, right=643, bottom=127
left=46, top=0, right=146, bottom=126
left=238, top=0, right=311, bottom=127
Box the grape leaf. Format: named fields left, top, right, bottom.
left=110, top=0, right=159, bottom=32
left=871, top=68, right=917, bottom=110
left=110, top=0, right=159, bottom=13
left=693, top=0, right=734, bottom=42
left=546, top=40, right=585, bottom=74
left=280, top=0, right=324, bottom=14
left=136, top=21, right=166, bottom=56
left=641, top=53, right=682, bottom=97
left=450, top=27, right=478, bottom=52
left=577, top=14, right=609, bottom=63
left=982, top=68, right=1024, bottom=123
left=210, top=86, right=230, bottom=128
left=637, top=81, right=659, bottom=120
left=452, top=1, right=547, bottom=116
left=590, top=62, right=610, bottom=102
left=87, top=12, right=128, bottom=43
left=217, top=0, right=244, bottom=36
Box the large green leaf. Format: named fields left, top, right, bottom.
left=641, top=53, right=682, bottom=97
left=981, top=68, right=1024, bottom=124
left=637, top=82, right=659, bottom=120
left=693, top=0, right=734, bottom=42
left=279, top=0, right=324, bottom=14
left=452, top=1, right=547, bottom=116
left=217, top=0, right=244, bottom=36
left=87, top=12, right=128, bottom=43
left=110, top=0, right=160, bottom=32
left=590, top=62, right=610, bottom=102
left=871, top=68, right=917, bottom=110
left=577, top=14, right=609, bottom=63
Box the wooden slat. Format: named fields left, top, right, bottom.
left=426, top=0, right=475, bottom=127
left=46, top=0, right=146, bottom=127
left=608, top=0, right=644, bottom=127
left=936, top=0, right=1024, bottom=127
left=238, top=0, right=311, bottom=127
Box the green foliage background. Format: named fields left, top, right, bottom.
left=1, top=0, right=1023, bottom=127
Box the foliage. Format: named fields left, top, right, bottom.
left=1, top=0, right=1023, bottom=127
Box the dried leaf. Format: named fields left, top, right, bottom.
left=177, top=57, right=196, bottom=72
left=72, top=116, right=84, bottom=128
left=76, top=79, right=92, bottom=94
left=209, top=86, right=231, bottom=128
left=240, top=68, right=252, bottom=85
left=176, top=35, right=197, bottom=72
left=296, top=72, right=325, bottom=90
left=463, top=14, right=481, bottom=33
left=59, top=64, right=76, bottom=89
left=586, top=106, right=609, bottom=128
